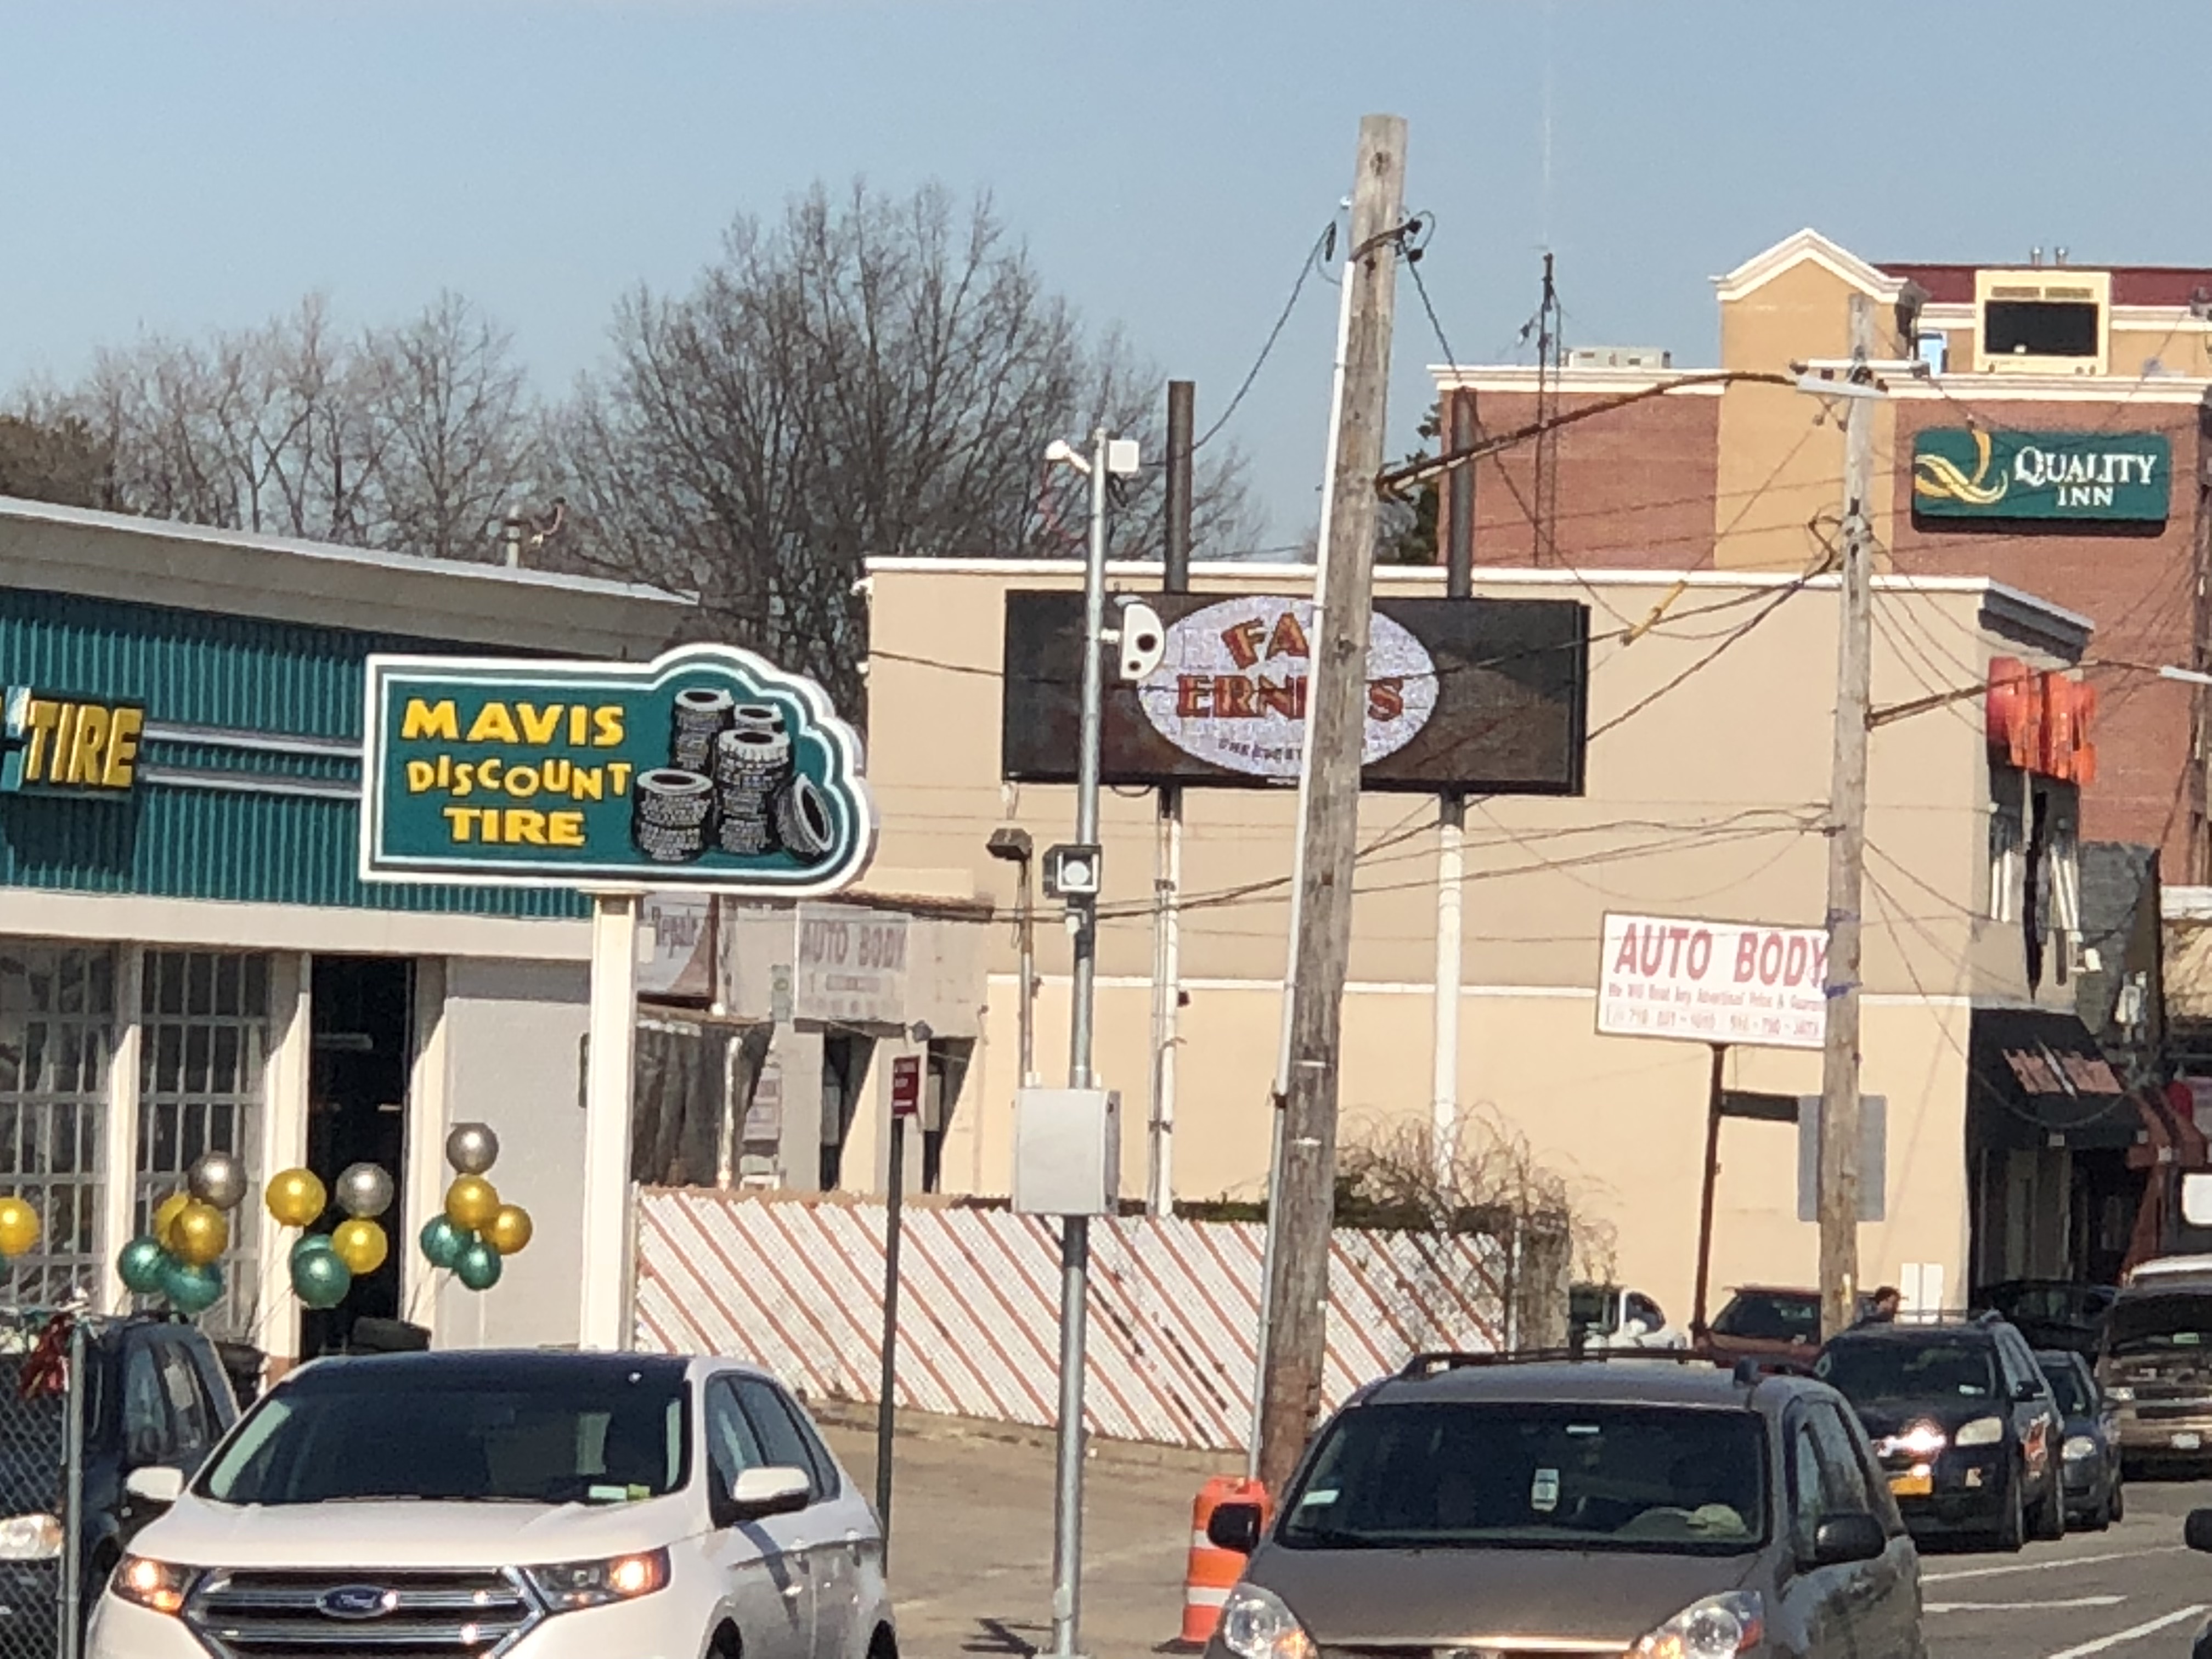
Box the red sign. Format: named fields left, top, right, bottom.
left=891, top=1054, right=922, bottom=1120
left=1987, top=658, right=2097, bottom=785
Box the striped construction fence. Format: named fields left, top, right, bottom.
left=632, top=1187, right=1508, bottom=1452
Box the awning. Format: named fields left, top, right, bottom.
left=1968, top=1006, right=2137, bottom=1153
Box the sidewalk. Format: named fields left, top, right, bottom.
left=818, top=1406, right=1229, bottom=1658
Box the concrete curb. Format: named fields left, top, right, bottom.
left=807, top=1397, right=1237, bottom=1476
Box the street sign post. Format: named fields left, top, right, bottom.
left=878, top=1052, right=924, bottom=1558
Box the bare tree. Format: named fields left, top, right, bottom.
left=0, top=410, right=115, bottom=510
left=549, top=180, right=1252, bottom=711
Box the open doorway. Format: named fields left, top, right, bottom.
left=304, top=957, right=412, bottom=1359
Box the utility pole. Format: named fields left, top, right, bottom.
left=1255, top=113, right=1407, bottom=1500
left=1149, top=381, right=1194, bottom=1217
left=1433, top=388, right=1476, bottom=1178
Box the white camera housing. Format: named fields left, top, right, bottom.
left=1107, top=437, right=1141, bottom=477
left=1043, top=437, right=1090, bottom=475
left=1115, top=599, right=1166, bottom=682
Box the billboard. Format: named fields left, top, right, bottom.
left=1911, top=428, right=2171, bottom=523
left=359, top=644, right=874, bottom=895
left=1000, top=591, right=1587, bottom=793
left=1597, top=912, right=1827, bottom=1050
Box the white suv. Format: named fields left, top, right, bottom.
left=86, top=1348, right=894, bottom=1659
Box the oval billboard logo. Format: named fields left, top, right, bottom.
left=1135, top=595, right=1437, bottom=780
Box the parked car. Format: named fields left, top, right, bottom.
left=2036, top=1348, right=2123, bottom=1530
left=1974, top=1280, right=2116, bottom=1357
left=1200, top=1351, right=1925, bottom=1659
left=87, top=1348, right=893, bottom=1659
left=1696, top=1286, right=1875, bottom=1368
left=1569, top=1283, right=1689, bottom=1351
left=1815, top=1313, right=2066, bottom=1550
left=0, top=1313, right=243, bottom=1656
left=2095, top=1271, right=2212, bottom=1470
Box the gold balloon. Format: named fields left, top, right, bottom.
left=484, top=1205, right=533, bottom=1256
left=170, top=1201, right=228, bottom=1267
left=0, top=1199, right=39, bottom=1259
left=151, top=1190, right=191, bottom=1250
left=331, top=1218, right=388, bottom=1276
left=266, top=1168, right=327, bottom=1229
left=445, top=1176, right=500, bottom=1233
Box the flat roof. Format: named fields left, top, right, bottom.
left=0, top=495, right=695, bottom=659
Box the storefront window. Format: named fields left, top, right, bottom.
left=0, top=946, right=115, bottom=1308
left=139, top=952, right=269, bottom=1340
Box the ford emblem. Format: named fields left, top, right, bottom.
left=318, top=1585, right=395, bottom=1621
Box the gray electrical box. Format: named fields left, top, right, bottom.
left=1012, top=1087, right=1120, bottom=1216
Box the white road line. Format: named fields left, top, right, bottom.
left=1928, top=1596, right=2125, bottom=1613
left=2044, top=1604, right=2207, bottom=1659
left=1923, top=1547, right=2187, bottom=1583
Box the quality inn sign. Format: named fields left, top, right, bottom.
left=1913, top=427, right=2170, bottom=523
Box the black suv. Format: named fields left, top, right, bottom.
left=1816, top=1314, right=2065, bottom=1550
left=1201, top=1353, right=1924, bottom=1659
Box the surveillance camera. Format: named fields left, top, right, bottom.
left=1115, top=600, right=1166, bottom=683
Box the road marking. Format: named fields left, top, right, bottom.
left=1923, top=1547, right=2187, bottom=1583
left=2043, top=1604, right=2207, bottom=1658
left=1928, top=1596, right=2125, bottom=1613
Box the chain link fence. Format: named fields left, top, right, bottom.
left=0, top=1308, right=89, bottom=1659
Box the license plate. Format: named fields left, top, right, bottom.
left=2173, top=1432, right=2202, bottom=1451
left=1889, top=1472, right=1932, bottom=1497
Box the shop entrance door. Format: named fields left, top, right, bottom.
left=303, top=957, right=411, bottom=1359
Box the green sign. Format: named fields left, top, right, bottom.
left=359, top=645, right=874, bottom=894
left=1912, top=428, right=2171, bottom=522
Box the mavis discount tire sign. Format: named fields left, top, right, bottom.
left=1597, top=912, right=1826, bottom=1051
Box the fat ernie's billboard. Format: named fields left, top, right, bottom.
left=999, top=591, right=1588, bottom=794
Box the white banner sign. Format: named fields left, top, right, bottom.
left=1597, top=912, right=1827, bottom=1050
left=795, top=902, right=910, bottom=1026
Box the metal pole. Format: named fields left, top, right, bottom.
left=1151, top=382, right=1194, bottom=1217
left=1018, top=859, right=1037, bottom=1086
left=1691, top=1043, right=1726, bottom=1338
left=1049, top=425, right=1113, bottom=1659
left=876, top=1115, right=904, bottom=1561
left=1434, top=389, right=1476, bottom=1177
left=59, top=1314, right=84, bottom=1659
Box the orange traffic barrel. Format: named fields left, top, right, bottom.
left=1181, top=1475, right=1271, bottom=1646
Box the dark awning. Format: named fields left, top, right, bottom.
left=1968, top=1006, right=2137, bottom=1153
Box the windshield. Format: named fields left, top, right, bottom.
left=1710, top=1292, right=1819, bottom=1342
left=1988, top=1284, right=2111, bottom=1325
left=1278, top=1402, right=1767, bottom=1556
left=199, top=1369, right=691, bottom=1506
left=2107, top=1295, right=2212, bottom=1356
left=1569, top=1288, right=1617, bottom=1336
left=2038, top=1359, right=2092, bottom=1416
left=1815, top=1339, right=1996, bottom=1403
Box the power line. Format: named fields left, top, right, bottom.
left=1192, top=218, right=1339, bottom=453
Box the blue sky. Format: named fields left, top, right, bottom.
left=5, top=1, right=2210, bottom=548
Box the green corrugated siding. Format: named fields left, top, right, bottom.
left=0, top=586, right=586, bottom=918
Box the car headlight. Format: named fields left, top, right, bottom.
left=1632, top=1590, right=1764, bottom=1658
left=1878, top=1420, right=1948, bottom=1459
left=2064, top=1435, right=2099, bottom=1461
left=0, top=1514, right=61, bottom=1561
left=2107, top=1386, right=2134, bottom=1403
left=1954, top=1416, right=2005, bottom=1449
left=111, top=1556, right=193, bottom=1616
left=523, top=1548, right=670, bottom=1613
left=1218, top=1583, right=1317, bottom=1659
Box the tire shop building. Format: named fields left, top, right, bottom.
left=849, top=552, right=2143, bottom=1324
left=0, top=495, right=687, bottom=1370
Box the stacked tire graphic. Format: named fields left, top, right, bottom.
left=670, top=687, right=736, bottom=772
left=713, top=726, right=792, bottom=856
left=632, top=770, right=715, bottom=862
left=624, top=689, right=834, bottom=868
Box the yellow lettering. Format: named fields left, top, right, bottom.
left=402, top=698, right=459, bottom=741
left=406, top=760, right=438, bottom=793
left=608, top=761, right=633, bottom=795
left=21, top=700, right=58, bottom=783
left=67, top=704, right=108, bottom=785
left=503, top=764, right=540, bottom=798
left=569, top=766, right=603, bottom=801
left=101, top=707, right=142, bottom=788
left=517, top=703, right=563, bottom=745
left=437, top=754, right=453, bottom=789
left=478, top=757, right=504, bottom=792
left=502, top=809, right=548, bottom=844
left=568, top=706, right=588, bottom=746
left=443, top=806, right=479, bottom=842
left=467, top=702, right=519, bottom=744
left=541, top=758, right=572, bottom=794
left=453, top=763, right=475, bottom=798
left=592, top=706, right=625, bottom=747
left=548, top=810, right=586, bottom=847
left=50, top=704, right=78, bottom=782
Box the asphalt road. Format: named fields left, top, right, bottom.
left=1926, top=1475, right=2212, bottom=1659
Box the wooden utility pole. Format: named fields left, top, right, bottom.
left=1255, top=113, right=1406, bottom=1499
left=1817, top=294, right=1877, bottom=1342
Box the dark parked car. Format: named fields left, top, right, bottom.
left=0, top=1313, right=242, bottom=1655
left=1200, top=1352, right=1925, bottom=1659
left=1697, top=1286, right=1876, bottom=1369
left=1975, top=1280, right=2116, bottom=1357
left=2037, top=1348, right=2123, bottom=1530
left=1816, top=1314, right=2065, bottom=1550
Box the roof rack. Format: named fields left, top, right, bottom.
left=1396, top=1348, right=1718, bottom=1380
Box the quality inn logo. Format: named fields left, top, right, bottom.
left=1912, top=427, right=2170, bottom=522
left=1912, top=427, right=2011, bottom=507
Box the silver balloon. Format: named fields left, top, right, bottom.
left=445, top=1122, right=500, bottom=1177
left=335, top=1161, right=394, bottom=1221
left=187, top=1150, right=249, bottom=1213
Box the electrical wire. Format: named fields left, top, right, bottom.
left=1192, top=219, right=1339, bottom=454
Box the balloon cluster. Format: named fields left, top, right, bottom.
left=276, top=1164, right=394, bottom=1311
left=420, top=1124, right=529, bottom=1293
left=116, top=1150, right=249, bottom=1316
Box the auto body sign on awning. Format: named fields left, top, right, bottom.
left=1598, top=913, right=1827, bottom=1051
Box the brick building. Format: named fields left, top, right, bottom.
left=1437, top=229, right=2212, bottom=880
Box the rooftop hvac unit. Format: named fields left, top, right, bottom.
left=1567, top=346, right=1673, bottom=370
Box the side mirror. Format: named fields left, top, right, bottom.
left=2186, top=1509, right=2212, bottom=1554
left=716, top=1466, right=811, bottom=1526
left=125, top=1466, right=184, bottom=1508
left=1809, top=1512, right=1886, bottom=1567
left=1207, top=1502, right=1263, bottom=1554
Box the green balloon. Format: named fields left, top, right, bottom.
left=117, top=1237, right=168, bottom=1297
left=419, top=1216, right=468, bottom=1271
left=290, top=1245, right=351, bottom=1311
left=162, top=1259, right=223, bottom=1317
left=292, top=1232, right=336, bottom=1264
left=454, top=1238, right=503, bottom=1293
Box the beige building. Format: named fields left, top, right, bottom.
left=830, top=555, right=2134, bottom=1322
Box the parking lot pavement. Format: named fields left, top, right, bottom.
left=1926, top=1476, right=2212, bottom=1659
left=821, top=1414, right=1215, bottom=1659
